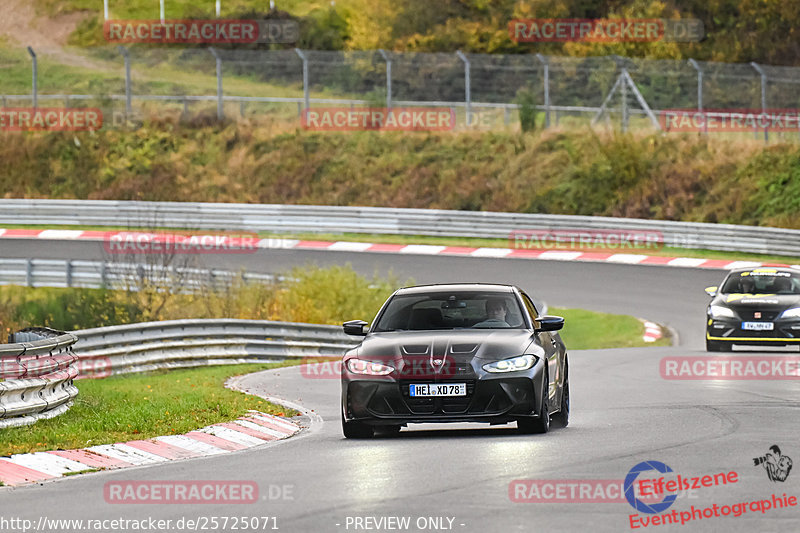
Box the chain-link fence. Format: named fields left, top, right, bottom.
left=2, top=46, right=800, bottom=138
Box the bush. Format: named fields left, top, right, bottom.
left=0, top=264, right=408, bottom=332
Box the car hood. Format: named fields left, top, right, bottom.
left=713, top=293, right=800, bottom=312
left=353, top=330, right=539, bottom=363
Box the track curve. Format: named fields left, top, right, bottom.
left=1, top=239, right=798, bottom=533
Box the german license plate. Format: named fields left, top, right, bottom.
left=742, top=322, right=774, bottom=331
left=409, top=383, right=466, bottom=397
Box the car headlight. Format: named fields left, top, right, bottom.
left=482, top=355, right=537, bottom=373
left=345, top=359, right=394, bottom=376
left=709, top=305, right=735, bottom=319
left=780, top=307, right=800, bottom=319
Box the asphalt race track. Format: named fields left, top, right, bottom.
left=1, top=239, right=798, bottom=533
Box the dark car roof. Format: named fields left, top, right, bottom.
left=395, top=283, right=517, bottom=295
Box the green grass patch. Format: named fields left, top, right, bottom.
left=551, top=306, right=670, bottom=349
left=63, top=468, right=99, bottom=476
left=0, top=362, right=300, bottom=456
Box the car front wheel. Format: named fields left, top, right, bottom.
left=342, top=409, right=373, bottom=439
left=551, top=361, right=569, bottom=429
left=518, top=372, right=550, bottom=434
left=706, top=339, right=732, bottom=352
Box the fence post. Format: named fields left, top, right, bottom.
left=117, top=46, right=132, bottom=119
left=456, top=51, right=471, bottom=125
left=378, top=49, right=392, bottom=108
left=295, top=48, right=310, bottom=111
left=209, top=47, right=224, bottom=121
left=216, top=0, right=220, bottom=18
left=535, top=54, right=550, bottom=128
left=688, top=58, right=706, bottom=135
left=26, top=47, right=37, bottom=109
left=160, top=0, right=165, bottom=23
left=688, top=59, right=703, bottom=112
left=104, top=0, right=109, bottom=20
left=751, top=62, right=768, bottom=142
left=621, top=68, right=629, bottom=132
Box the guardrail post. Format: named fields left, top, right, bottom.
left=25, top=259, right=33, bottom=287
left=535, top=54, right=550, bottom=128
left=101, top=262, right=108, bottom=288
left=26, top=46, right=37, bottom=109
left=26, top=259, right=33, bottom=287
left=117, top=46, right=132, bottom=119
left=751, top=62, right=768, bottom=142
left=65, top=260, right=73, bottom=288
left=294, top=48, right=310, bottom=111
left=456, top=51, right=471, bottom=125
left=378, top=49, right=392, bottom=109
left=209, top=47, right=224, bottom=121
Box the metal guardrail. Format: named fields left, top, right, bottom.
left=0, top=328, right=79, bottom=428
left=0, top=319, right=355, bottom=428
left=0, top=258, right=276, bottom=290
left=72, top=319, right=357, bottom=378
left=1, top=199, right=800, bottom=257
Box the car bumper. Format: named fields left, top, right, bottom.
left=342, top=362, right=546, bottom=426
left=706, top=317, right=800, bottom=345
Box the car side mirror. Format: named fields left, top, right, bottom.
left=536, top=315, right=564, bottom=332
left=704, top=286, right=718, bottom=297
left=343, top=320, right=369, bottom=336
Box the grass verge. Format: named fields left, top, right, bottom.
left=0, top=361, right=300, bottom=456
left=551, top=306, right=670, bottom=349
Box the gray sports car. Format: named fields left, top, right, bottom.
left=340, top=283, right=569, bottom=438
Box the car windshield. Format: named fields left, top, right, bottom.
left=373, top=291, right=527, bottom=331
left=721, top=271, right=800, bottom=294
